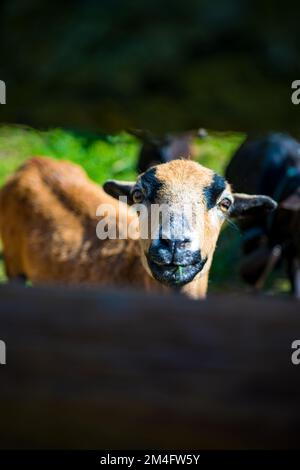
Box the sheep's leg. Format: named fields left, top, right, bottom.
left=254, top=245, right=282, bottom=291
left=8, top=274, right=28, bottom=285
left=287, top=257, right=300, bottom=299
left=2, top=255, right=27, bottom=285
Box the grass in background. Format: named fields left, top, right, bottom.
left=193, top=131, right=245, bottom=175
left=0, top=126, right=139, bottom=186
left=0, top=125, right=248, bottom=290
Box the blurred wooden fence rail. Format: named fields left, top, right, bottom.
left=0, top=284, right=299, bottom=449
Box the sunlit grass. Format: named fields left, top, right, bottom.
left=0, top=126, right=139, bottom=186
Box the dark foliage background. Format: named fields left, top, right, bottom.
left=1, top=0, right=300, bottom=133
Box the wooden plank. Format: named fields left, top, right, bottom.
left=0, top=284, right=299, bottom=449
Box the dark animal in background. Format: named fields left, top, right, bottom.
left=130, top=128, right=207, bottom=173
left=226, top=133, right=300, bottom=297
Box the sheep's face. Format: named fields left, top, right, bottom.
left=133, top=161, right=232, bottom=287
left=104, top=160, right=277, bottom=288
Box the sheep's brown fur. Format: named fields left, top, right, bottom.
left=0, top=157, right=165, bottom=291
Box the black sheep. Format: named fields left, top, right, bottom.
left=130, top=128, right=207, bottom=173
left=226, top=133, right=300, bottom=297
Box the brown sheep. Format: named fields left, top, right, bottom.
left=0, top=156, right=276, bottom=299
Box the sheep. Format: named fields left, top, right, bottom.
left=225, top=133, right=300, bottom=296
left=130, top=128, right=207, bottom=173
left=0, top=156, right=276, bottom=299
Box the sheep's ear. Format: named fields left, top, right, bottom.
left=230, top=193, right=277, bottom=218
left=103, top=180, right=135, bottom=204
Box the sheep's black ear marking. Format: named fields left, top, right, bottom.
left=103, top=180, right=135, bottom=204
left=141, top=167, right=163, bottom=203
left=203, top=173, right=226, bottom=209
left=230, top=193, right=277, bottom=217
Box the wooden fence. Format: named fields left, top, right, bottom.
left=0, top=283, right=299, bottom=449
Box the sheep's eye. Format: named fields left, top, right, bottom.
left=132, top=189, right=145, bottom=203
left=218, top=197, right=232, bottom=212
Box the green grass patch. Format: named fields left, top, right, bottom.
left=0, top=126, right=140, bottom=186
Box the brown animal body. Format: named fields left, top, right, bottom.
left=0, top=157, right=276, bottom=299
left=0, top=157, right=153, bottom=290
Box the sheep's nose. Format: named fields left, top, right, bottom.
left=148, top=238, right=193, bottom=266
left=161, top=238, right=192, bottom=252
